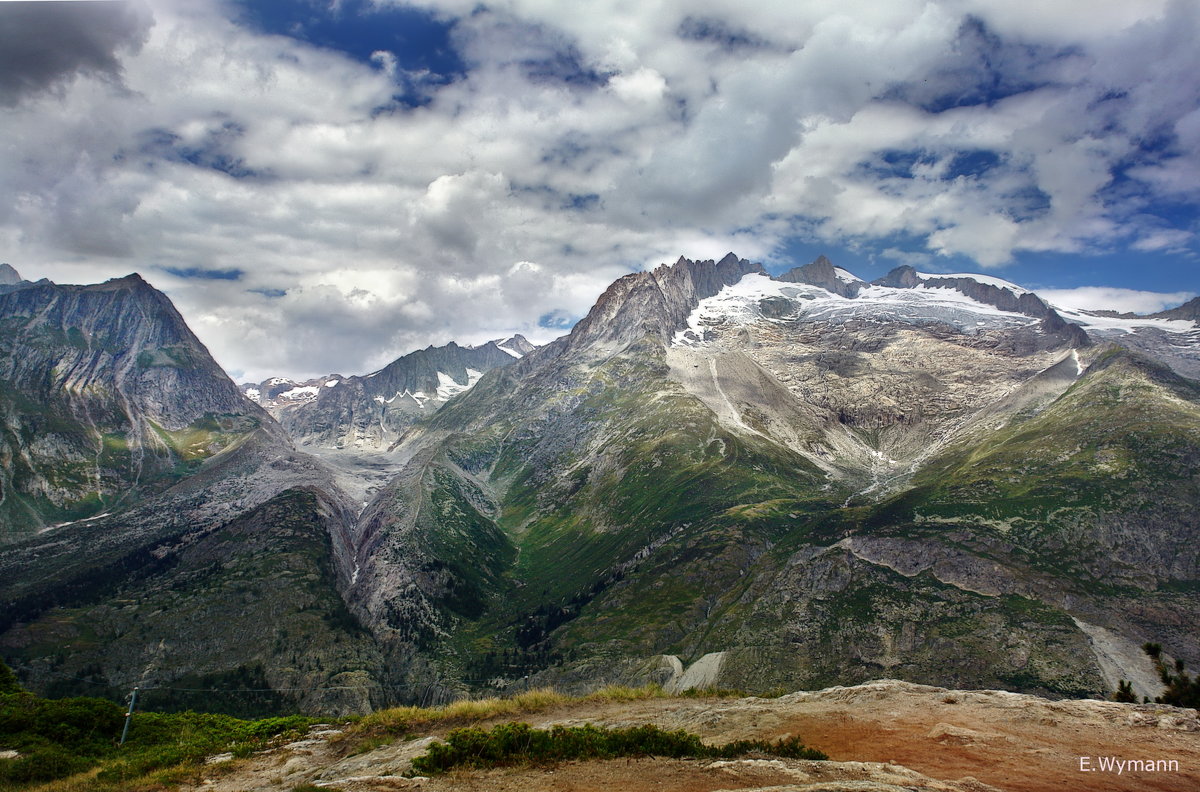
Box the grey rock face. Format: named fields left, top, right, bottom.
left=778, top=255, right=862, bottom=297
left=497, top=334, right=536, bottom=357
left=557, top=252, right=763, bottom=354
left=0, top=274, right=279, bottom=536
left=0, top=264, right=21, bottom=286
left=1153, top=296, right=1200, bottom=322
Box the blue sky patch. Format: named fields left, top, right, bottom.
left=538, top=309, right=577, bottom=329
left=885, top=16, right=1074, bottom=114
left=132, top=123, right=263, bottom=179
left=251, top=287, right=288, bottom=298
left=164, top=266, right=244, bottom=281
left=858, top=149, right=936, bottom=180
left=945, top=150, right=1001, bottom=180
left=522, top=47, right=610, bottom=89
left=677, top=16, right=771, bottom=52
left=1002, top=185, right=1053, bottom=222
left=232, top=0, right=464, bottom=102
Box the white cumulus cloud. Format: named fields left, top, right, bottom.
left=1038, top=287, right=1196, bottom=315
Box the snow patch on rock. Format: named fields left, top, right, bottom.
left=435, top=369, right=483, bottom=400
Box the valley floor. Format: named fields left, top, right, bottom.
left=182, top=680, right=1199, bottom=792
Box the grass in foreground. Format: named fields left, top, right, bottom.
left=0, top=686, right=314, bottom=791
left=351, top=683, right=743, bottom=738
left=410, top=721, right=827, bottom=774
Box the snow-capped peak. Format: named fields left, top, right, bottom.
left=493, top=334, right=537, bottom=358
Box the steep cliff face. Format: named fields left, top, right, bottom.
left=777, top=255, right=863, bottom=298
left=557, top=253, right=763, bottom=355
left=1154, top=296, right=1200, bottom=322
left=0, top=275, right=278, bottom=537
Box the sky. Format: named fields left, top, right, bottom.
left=1, top=0, right=1198, bottom=382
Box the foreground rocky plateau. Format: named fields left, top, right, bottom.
left=183, top=680, right=1200, bottom=792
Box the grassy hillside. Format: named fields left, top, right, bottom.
left=2, top=489, right=383, bottom=718
left=374, top=342, right=1199, bottom=698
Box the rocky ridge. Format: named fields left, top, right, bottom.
left=1153, top=295, right=1200, bottom=322
left=243, top=337, right=532, bottom=450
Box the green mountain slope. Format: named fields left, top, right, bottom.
left=0, top=275, right=385, bottom=714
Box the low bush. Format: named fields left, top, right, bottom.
left=410, top=721, right=827, bottom=774
left=0, top=667, right=316, bottom=789
left=1142, top=644, right=1200, bottom=708
left=0, top=745, right=91, bottom=784
left=0, top=693, right=125, bottom=758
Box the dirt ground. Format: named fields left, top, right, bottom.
left=183, top=680, right=1200, bottom=792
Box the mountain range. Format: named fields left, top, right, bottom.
left=0, top=255, right=1197, bottom=714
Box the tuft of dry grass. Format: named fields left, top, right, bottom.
left=11, top=769, right=172, bottom=792
left=352, top=683, right=702, bottom=739
left=676, top=686, right=745, bottom=699
left=582, top=684, right=666, bottom=703
left=353, top=687, right=570, bottom=737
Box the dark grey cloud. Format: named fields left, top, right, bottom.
left=0, top=0, right=152, bottom=106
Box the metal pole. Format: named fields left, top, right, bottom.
left=119, top=686, right=138, bottom=746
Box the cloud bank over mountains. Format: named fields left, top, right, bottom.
left=1, top=0, right=1197, bottom=380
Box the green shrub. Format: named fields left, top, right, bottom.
left=712, top=734, right=828, bottom=760
left=0, top=692, right=124, bottom=757
left=1112, top=680, right=1137, bottom=703
left=0, top=745, right=91, bottom=783
left=0, top=660, right=21, bottom=695
left=1141, top=644, right=1200, bottom=708
left=0, top=689, right=317, bottom=788
left=410, top=722, right=827, bottom=774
